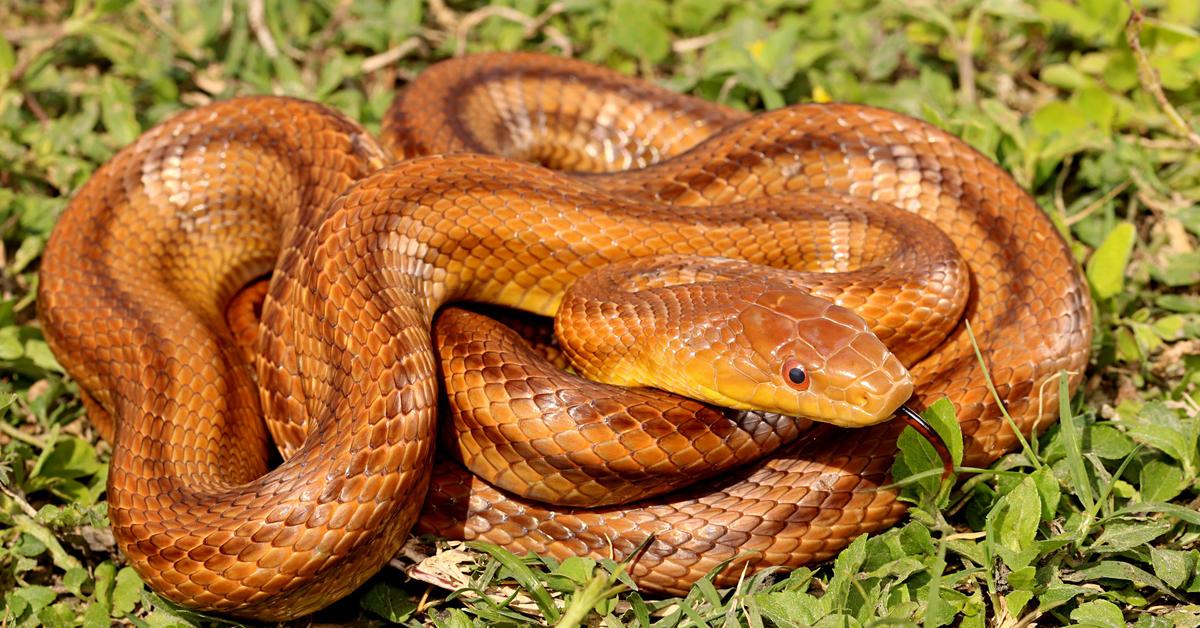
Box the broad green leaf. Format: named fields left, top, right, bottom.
left=22, top=339, right=62, bottom=372
left=754, top=590, right=822, bottom=626
left=1087, top=424, right=1135, bottom=459
left=92, top=560, right=116, bottom=613
left=99, top=76, right=140, bottom=145
left=1139, top=460, right=1186, bottom=503
left=1074, top=87, right=1116, bottom=133
left=924, top=397, right=963, bottom=467
left=893, top=425, right=944, bottom=501
left=608, top=0, right=671, bottom=63
left=993, top=476, right=1041, bottom=568
left=1038, top=581, right=1090, bottom=610
left=553, top=556, right=596, bottom=586
left=1004, top=590, right=1033, bottom=617
left=359, top=582, right=417, bottom=623
left=441, top=608, right=475, bottom=628
left=110, top=567, right=144, bottom=618
left=36, top=437, right=101, bottom=480
left=671, top=0, right=728, bottom=33
left=1032, top=101, right=1090, bottom=137
left=9, top=585, right=57, bottom=616
left=1117, top=502, right=1200, bottom=526
left=0, top=326, right=22, bottom=360
left=1150, top=547, right=1194, bottom=589
left=1072, top=561, right=1179, bottom=597
left=1151, top=251, right=1200, bottom=287
left=39, top=601, right=76, bottom=628
left=1124, top=402, right=1198, bottom=474
left=1030, top=466, right=1061, bottom=521
left=1071, top=599, right=1126, bottom=627
left=1040, top=63, right=1091, bottom=89
left=141, top=607, right=198, bottom=628
left=8, top=236, right=43, bottom=275
left=980, top=98, right=1026, bottom=151
left=0, top=36, right=14, bottom=87
left=1086, top=222, right=1136, bottom=299
left=1090, top=519, right=1174, bottom=552
left=824, top=533, right=868, bottom=612
left=63, top=567, right=89, bottom=597
left=96, top=0, right=136, bottom=16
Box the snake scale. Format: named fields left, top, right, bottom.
left=38, top=53, right=1093, bottom=619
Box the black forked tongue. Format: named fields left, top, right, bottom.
left=898, top=405, right=954, bottom=479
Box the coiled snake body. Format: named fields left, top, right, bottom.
left=38, top=53, right=1092, bottom=619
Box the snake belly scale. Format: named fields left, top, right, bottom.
left=37, top=53, right=1093, bottom=619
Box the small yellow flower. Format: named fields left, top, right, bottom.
left=813, top=85, right=832, bottom=103
left=749, top=39, right=765, bottom=61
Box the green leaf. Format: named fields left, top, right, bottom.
left=671, top=0, right=728, bottom=33
left=823, top=533, right=868, bottom=612
left=92, top=560, right=116, bottom=607
left=440, top=608, right=475, bottom=628
left=1151, top=251, right=1200, bottom=287
left=1139, top=460, right=1186, bottom=503
left=141, top=607, right=199, bottom=628
left=7, top=236, right=43, bottom=276
left=552, top=556, right=596, bottom=587
left=0, top=325, right=23, bottom=360
left=923, top=540, right=952, bottom=628
left=39, top=601, right=76, bottom=628
left=1123, top=402, right=1198, bottom=474
left=1074, top=87, right=1116, bottom=134
left=988, top=476, right=1041, bottom=570
left=1004, top=590, right=1033, bottom=617
left=359, top=581, right=416, bottom=623
left=9, top=585, right=57, bottom=616
left=924, top=397, right=963, bottom=467
left=1038, top=581, right=1090, bottom=610
left=36, top=437, right=101, bottom=480
left=1087, top=424, right=1135, bottom=459
left=22, top=339, right=62, bottom=372
left=1059, top=374, right=1095, bottom=512
left=1040, top=63, right=1091, bottom=89
left=1032, top=101, right=1090, bottom=137
left=467, top=542, right=560, bottom=622
left=0, top=36, right=14, bottom=89
left=892, top=398, right=962, bottom=506
left=63, top=567, right=90, bottom=597
left=608, top=0, right=671, bottom=63
left=1072, top=560, right=1179, bottom=597
left=96, top=0, right=136, bottom=16
left=1117, top=502, right=1200, bottom=526
left=754, top=591, right=822, bottom=626
left=1150, top=547, right=1194, bottom=589
left=1070, top=599, right=1126, bottom=628
left=893, top=425, right=944, bottom=500
left=1090, top=519, right=1174, bottom=552
left=110, top=567, right=144, bottom=618
left=99, top=76, right=140, bottom=145
left=1086, top=222, right=1136, bottom=299
left=1029, top=466, right=1061, bottom=521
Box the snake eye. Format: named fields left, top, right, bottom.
left=782, top=358, right=808, bottom=390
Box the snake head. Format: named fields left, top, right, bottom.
left=675, top=288, right=913, bottom=428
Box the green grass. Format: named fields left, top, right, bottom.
left=2, top=0, right=1200, bottom=626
